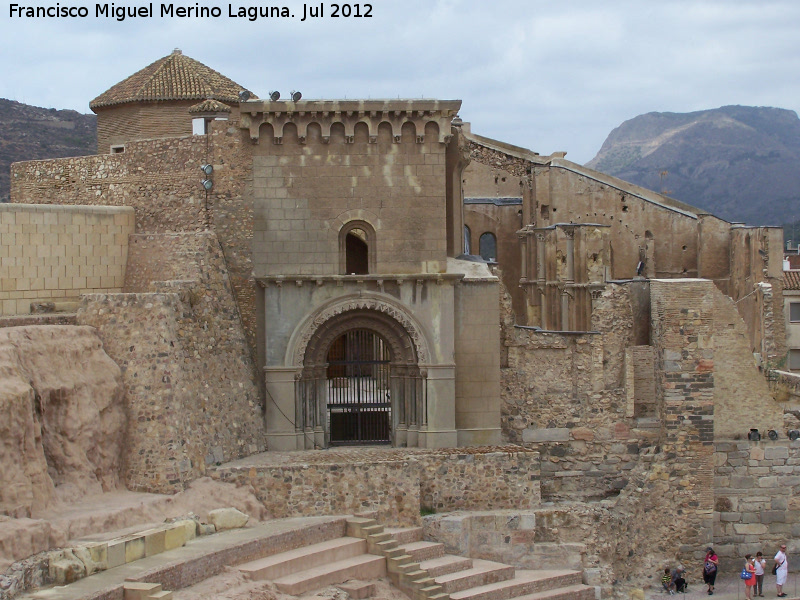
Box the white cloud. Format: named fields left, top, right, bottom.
left=1, top=0, right=799, bottom=163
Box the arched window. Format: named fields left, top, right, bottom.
left=339, top=221, right=376, bottom=274
left=464, top=225, right=471, bottom=255
left=479, top=232, right=497, bottom=262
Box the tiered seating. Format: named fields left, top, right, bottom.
left=236, top=517, right=597, bottom=600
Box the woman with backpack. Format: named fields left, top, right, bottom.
left=704, top=547, right=719, bottom=595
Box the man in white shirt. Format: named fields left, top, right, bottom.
left=775, top=544, right=789, bottom=597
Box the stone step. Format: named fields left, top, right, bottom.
left=420, top=555, right=474, bottom=578
left=239, top=537, right=367, bottom=581
left=386, top=527, right=425, bottom=544
left=274, top=553, right=387, bottom=595
left=435, top=559, right=515, bottom=594
left=346, top=517, right=378, bottom=538
left=449, top=570, right=584, bottom=600
left=399, top=541, right=447, bottom=562
left=123, top=582, right=162, bottom=600
left=512, top=584, right=597, bottom=600
left=149, top=591, right=173, bottom=600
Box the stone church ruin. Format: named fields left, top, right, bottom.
left=1, top=50, right=797, bottom=599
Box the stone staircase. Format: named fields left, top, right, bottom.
left=123, top=582, right=173, bottom=600
left=236, top=517, right=597, bottom=600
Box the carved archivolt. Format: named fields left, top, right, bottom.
left=291, top=296, right=430, bottom=367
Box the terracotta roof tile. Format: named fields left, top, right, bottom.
left=188, top=99, right=232, bottom=114
left=784, top=270, right=800, bottom=290
left=90, top=50, right=252, bottom=109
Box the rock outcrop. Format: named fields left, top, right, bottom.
left=0, top=325, right=125, bottom=518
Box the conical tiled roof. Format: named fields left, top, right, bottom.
left=90, top=49, right=251, bottom=109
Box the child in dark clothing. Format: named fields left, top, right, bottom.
left=663, top=568, right=675, bottom=594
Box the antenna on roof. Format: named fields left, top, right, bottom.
left=269, top=90, right=281, bottom=101
left=238, top=90, right=251, bottom=102
left=291, top=90, right=302, bottom=102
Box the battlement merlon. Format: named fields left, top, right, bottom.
left=237, top=98, right=462, bottom=144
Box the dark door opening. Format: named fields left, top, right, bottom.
left=326, top=329, right=391, bottom=445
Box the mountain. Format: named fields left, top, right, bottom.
left=585, top=105, right=800, bottom=226
left=0, top=99, right=96, bottom=202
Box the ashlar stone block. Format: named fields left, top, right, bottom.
left=124, top=536, right=146, bottom=563
left=522, top=428, right=570, bottom=443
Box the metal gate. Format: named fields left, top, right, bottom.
left=326, top=329, right=391, bottom=445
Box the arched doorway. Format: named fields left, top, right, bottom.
left=295, top=307, right=427, bottom=447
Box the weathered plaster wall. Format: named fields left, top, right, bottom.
left=728, top=227, right=786, bottom=367
left=0, top=204, right=133, bottom=316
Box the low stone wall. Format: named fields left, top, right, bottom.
left=418, top=448, right=540, bottom=512
left=212, top=447, right=540, bottom=528
left=216, top=460, right=421, bottom=527
left=714, top=439, right=800, bottom=571
left=423, top=510, right=585, bottom=573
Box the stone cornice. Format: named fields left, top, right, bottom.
left=238, top=99, right=461, bottom=144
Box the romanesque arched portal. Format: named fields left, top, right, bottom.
left=296, top=307, right=427, bottom=448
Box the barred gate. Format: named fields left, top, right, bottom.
left=295, top=328, right=427, bottom=447
left=326, top=329, right=391, bottom=445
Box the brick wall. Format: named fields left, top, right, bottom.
left=95, top=102, right=240, bottom=154
left=650, top=279, right=716, bottom=564
left=0, top=204, right=133, bottom=315
left=713, top=289, right=784, bottom=438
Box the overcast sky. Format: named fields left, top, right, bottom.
left=2, top=0, right=799, bottom=164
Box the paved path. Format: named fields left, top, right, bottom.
left=647, top=573, right=800, bottom=600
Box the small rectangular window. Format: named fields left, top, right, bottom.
left=791, top=302, right=800, bottom=322
left=790, top=349, right=800, bottom=370
left=110, top=145, right=125, bottom=154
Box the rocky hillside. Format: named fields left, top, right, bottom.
left=0, top=99, right=96, bottom=202
left=586, top=105, right=800, bottom=226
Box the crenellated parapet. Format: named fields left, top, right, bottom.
left=237, top=98, right=461, bottom=144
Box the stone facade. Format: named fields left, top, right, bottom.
left=4, top=52, right=798, bottom=599
left=0, top=204, right=133, bottom=315
left=75, top=232, right=266, bottom=493
left=212, top=447, right=539, bottom=528
left=714, top=440, right=800, bottom=571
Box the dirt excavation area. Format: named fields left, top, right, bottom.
left=0, top=477, right=269, bottom=572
